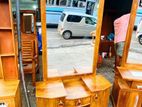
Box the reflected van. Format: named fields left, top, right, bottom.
left=58, top=11, right=97, bottom=39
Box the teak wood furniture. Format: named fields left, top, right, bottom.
left=0, top=0, right=21, bottom=106
left=20, top=10, right=39, bottom=85
left=36, top=0, right=112, bottom=107
left=110, top=0, right=142, bottom=107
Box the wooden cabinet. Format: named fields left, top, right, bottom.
left=110, top=0, right=141, bottom=106
left=0, top=0, right=21, bottom=106
left=0, top=0, right=18, bottom=80
left=0, top=80, right=21, bottom=107
left=36, top=75, right=111, bottom=107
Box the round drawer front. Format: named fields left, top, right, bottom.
left=65, top=96, right=91, bottom=107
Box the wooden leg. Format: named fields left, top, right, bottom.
left=32, top=61, right=36, bottom=86
left=137, top=92, right=142, bottom=107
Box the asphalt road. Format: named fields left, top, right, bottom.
left=47, top=28, right=142, bottom=69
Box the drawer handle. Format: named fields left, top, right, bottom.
left=94, top=94, right=98, bottom=100
left=58, top=100, right=64, bottom=107
left=76, top=99, right=82, bottom=107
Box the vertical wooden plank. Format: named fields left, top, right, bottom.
left=92, top=0, right=105, bottom=74
left=40, top=0, right=48, bottom=81
left=9, top=0, right=19, bottom=79
left=34, top=13, right=37, bottom=34
left=0, top=57, right=4, bottom=79
left=121, top=0, right=138, bottom=66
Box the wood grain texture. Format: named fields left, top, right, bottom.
left=0, top=80, right=21, bottom=107
left=118, top=66, right=142, bottom=82
left=0, top=0, right=18, bottom=80
left=36, top=0, right=112, bottom=106
left=0, top=0, right=11, bottom=27
left=92, top=0, right=105, bottom=74
left=40, top=0, right=48, bottom=81
left=0, top=57, right=3, bottom=79
left=112, top=78, right=142, bottom=107
left=82, top=75, right=112, bottom=92
left=36, top=79, right=66, bottom=99
left=1, top=56, right=18, bottom=80
left=121, top=0, right=138, bottom=66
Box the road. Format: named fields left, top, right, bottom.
left=47, top=28, right=93, bottom=71
left=47, top=28, right=92, bottom=49
left=47, top=28, right=142, bottom=70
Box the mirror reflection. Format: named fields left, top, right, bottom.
left=127, top=10, right=142, bottom=64
left=97, top=0, right=132, bottom=68
left=46, top=0, right=99, bottom=76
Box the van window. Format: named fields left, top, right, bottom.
left=60, top=13, right=66, bottom=21
left=67, top=15, right=82, bottom=22
left=85, top=17, right=96, bottom=25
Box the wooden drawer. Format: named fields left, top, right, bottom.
left=36, top=75, right=111, bottom=107
left=36, top=98, right=65, bottom=107
left=65, top=96, right=91, bottom=107
left=91, top=88, right=110, bottom=107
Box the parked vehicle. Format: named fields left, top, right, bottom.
left=134, top=8, right=142, bottom=30
left=136, top=19, right=142, bottom=45
left=58, top=11, right=97, bottom=39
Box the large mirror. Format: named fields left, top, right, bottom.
left=96, top=0, right=133, bottom=69
left=46, top=0, right=99, bottom=76
left=127, top=0, right=142, bottom=64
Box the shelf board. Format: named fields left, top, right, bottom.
left=0, top=53, right=15, bottom=57
left=0, top=27, right=12, bottom=30
left=82, top=75, right=112, bottom=92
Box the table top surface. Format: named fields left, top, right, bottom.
left=0, top=80, right=19, bottom=98
left=118, top=67, right=142, bottom=82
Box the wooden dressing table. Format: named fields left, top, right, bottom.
left=36, top=0, right=112, bottom=107
left=111, top=0, right=142, bottom=106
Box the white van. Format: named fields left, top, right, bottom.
left=136, top=19, right=142, bottom=45
left=58, top=11, right=97, bottom=39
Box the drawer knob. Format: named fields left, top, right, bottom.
left=94, top=94, right=98, bottom=100
left=58, top=100, right=64, bottom=107
left=76, top=99, right=82, bottom=107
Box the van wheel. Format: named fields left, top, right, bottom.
left=138, top=35, right=142, bottom=45
left=63, top=31, right=72, bottom=39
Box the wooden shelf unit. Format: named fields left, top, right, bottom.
left=0, top=0, right=18, bottom=80
left=0, top=0, right=21, bottom=107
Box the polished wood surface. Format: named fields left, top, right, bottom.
left=64, top=79, right=91, bottom=100
left=0, top=0, right=11, bottom=28
left=112, top=79, right=142, bottom=107
left=40, top=0, right=48, bottom=81
left=36, top=75, right=111, bottom=107
left=82, top=75, right=112, bottom=92
left=0, top=80, right=21, bottom=107
left=117, top=67, right=142, bottom=82
left=121, top=0, right=138, bottom=66
left=0, top=80, right=19, bottom=98
left=0, top=1, right=21, bottom=106
left=36, top=0, right=112, bottom=106
left=0, top=0, right=18, bottom=80
left=36, top=79, right=66, bottom=98
left=92, top=0, right=105, bottom=74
